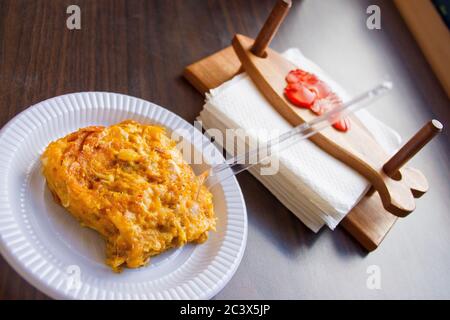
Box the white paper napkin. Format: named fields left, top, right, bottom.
left=199, top=48, right=401, bottom=232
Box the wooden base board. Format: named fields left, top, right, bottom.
left=184, top=46, right=398, bottom=251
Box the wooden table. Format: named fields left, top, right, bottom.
left=0, top=0, right=449, bottom=300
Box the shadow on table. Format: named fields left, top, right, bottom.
left=237, top=172, right=368, bottom=259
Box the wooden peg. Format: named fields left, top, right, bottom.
left=251, top=0, right=292, bottom=58
left=383, top=120, right=443, bottom=177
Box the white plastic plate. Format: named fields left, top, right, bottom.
left=0, top=92, right=247, bottom=300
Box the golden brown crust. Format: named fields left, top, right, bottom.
left=41, top=120, right=215, bottom=272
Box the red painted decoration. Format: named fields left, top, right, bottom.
left=284, top=69, right=350, bottom=132
left=284, top=83, right=316, bottom=108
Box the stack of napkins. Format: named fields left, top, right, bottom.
left=199, top=49, right=401, bottom=232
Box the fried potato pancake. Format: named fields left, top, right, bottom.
left=41, top=120, right=215, bottom=272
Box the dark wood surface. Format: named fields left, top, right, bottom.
left=0, top=0, right=449, bottom=300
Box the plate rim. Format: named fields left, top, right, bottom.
left=0, top=91, right=248, bottom=300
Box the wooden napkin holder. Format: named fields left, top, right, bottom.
left=182, top=0, right=442, bottom=251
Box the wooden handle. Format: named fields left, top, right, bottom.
left=251, top=0, right=292, bottom=57
left=233, top=34, right=436, bottom=217
left=383, top=120, right=443, bottom=177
